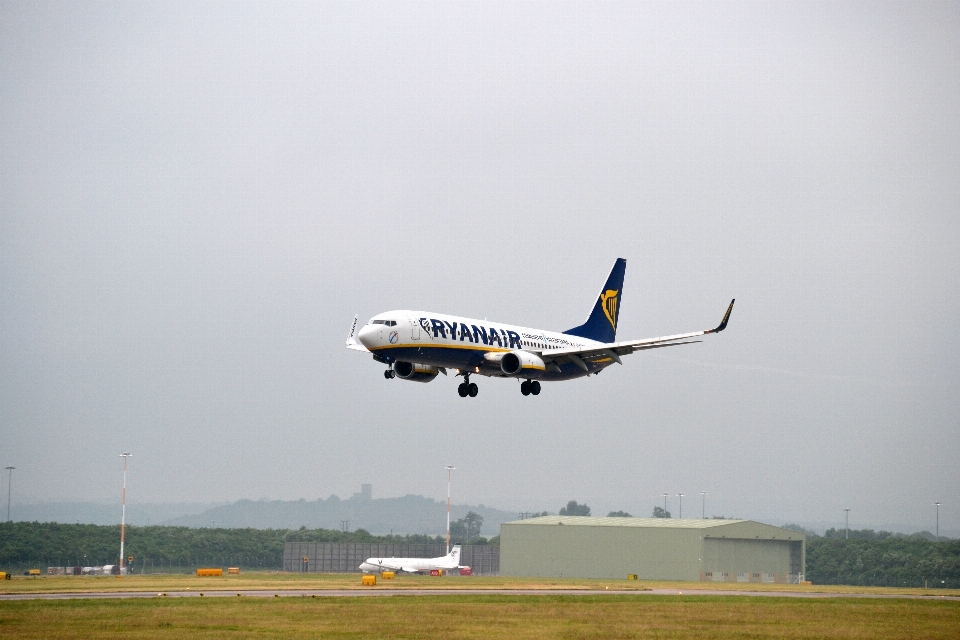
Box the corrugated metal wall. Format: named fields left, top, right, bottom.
left=283, top=543, right=499, bottom=575
left=500, top=524, right=704, bottom=580
left=500, top=520, right=805, bottom=581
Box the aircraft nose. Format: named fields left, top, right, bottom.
left=357, top=324, right=378, bottom=348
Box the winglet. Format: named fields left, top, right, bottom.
left=706, top=299, right=735, bottom=334
left=346, top=314, right=369, bottom=351
left=346, top=314, right=359, bottom=344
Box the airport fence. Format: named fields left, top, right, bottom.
left=2, top=558, right=277, bottom=576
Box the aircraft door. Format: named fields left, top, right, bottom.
left=410, top=317, right=421, bottom=340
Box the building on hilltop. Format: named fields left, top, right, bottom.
left=351, top=484, right=373, bottom=501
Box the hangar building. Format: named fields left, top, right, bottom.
left=500, top=516, right=805, bottom=582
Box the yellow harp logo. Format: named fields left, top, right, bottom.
left=600, top=289, right=619, bottom=331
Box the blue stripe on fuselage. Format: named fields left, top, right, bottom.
left=370, top=345, right=611, bottom=381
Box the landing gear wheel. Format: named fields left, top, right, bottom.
left=468, top=383, right=478, bottom=397
left=520, top=380, right=531, bottom=396
left=457, top=383, right=468, bottom=397
left=384, top=369, right=395, bottom=379
left=531, top=381, right=541, bottom=395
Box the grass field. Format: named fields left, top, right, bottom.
left=1, top=593, right=958, bottom=639
left=2, top=572, right=959, bottom=597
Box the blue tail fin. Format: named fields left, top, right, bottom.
left=563, top=259, right=626, bottom=343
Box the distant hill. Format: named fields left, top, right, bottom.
left=8, top=502, right=224, bottom=526
left=162, top=494, right=516, bottom=536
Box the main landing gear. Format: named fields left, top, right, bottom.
left=520, top=380, right=541, bottom=396
left=457, top=373, right=478, bottom=398
left=384, top=369, right=395, bottom=379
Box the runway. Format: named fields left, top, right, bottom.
left=2, top=588, right=958, bottom=601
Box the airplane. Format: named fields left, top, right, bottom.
left=359, top=545, right=463, bottom=574
left=347, top=258, right=734, bottom=397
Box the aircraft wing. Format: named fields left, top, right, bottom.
left=542, top=299, right=734, bottom=369
left=372, top=561, right=405, bottom=572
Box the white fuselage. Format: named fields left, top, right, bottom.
left=356, top=311, right=613, bottom=381
left=359, top=547, right=462, bottom=573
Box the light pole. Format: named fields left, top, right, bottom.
left=662, top=493, right=668, bottom=515
left=5, top=466, right=14, bottom=522
left=844, top=508, right=850, bottom=539
left=445, top=466, right=455, bottom=554
left=119, top=454, right=132, bottom=573
left=935, top=502, right=941, bottom=541
left=677, top=493, right=684, bottom=519
left=701, top=491, right=706, bottom=519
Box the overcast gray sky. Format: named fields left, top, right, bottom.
left=1, top=1, right=958, bottom=534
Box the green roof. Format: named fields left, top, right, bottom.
left=505, top=516, right=748, bottom=529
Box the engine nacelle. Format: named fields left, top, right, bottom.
left=393, top=361, right=440, bottom=383
left=499, top=350, right=546, bottom=378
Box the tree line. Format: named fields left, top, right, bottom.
left=806, top=536, right=959, bottom=587
left=2, top=519, right=957, bottom=587
left=782, top=526, right=960, bottom=588
left=0, top=520, right=492, bottom=572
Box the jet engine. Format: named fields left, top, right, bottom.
left=393, top=361, right=440, bottom=383
left=499, top=350, right=545, bottom=378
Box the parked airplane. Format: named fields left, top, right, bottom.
left=359, top=545, right=463, bottom=574
left=347, top=258, right=734, bottom=397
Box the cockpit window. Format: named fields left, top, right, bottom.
left=370, top=319, right=397, bottom=326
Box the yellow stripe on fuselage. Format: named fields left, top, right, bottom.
left=370, top=343, right=512, bottom=353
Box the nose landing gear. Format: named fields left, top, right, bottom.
left=520, top=380, right=541, bottom=396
